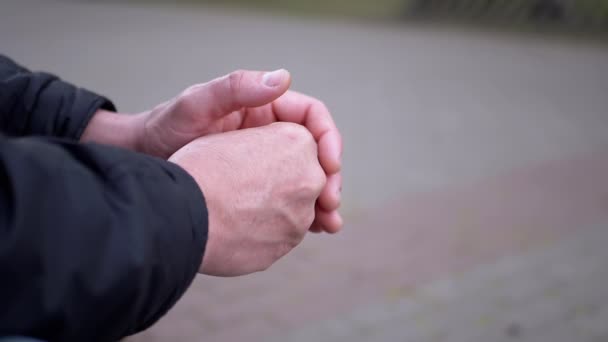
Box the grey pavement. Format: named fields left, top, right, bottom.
left=2, top=1, right=608, bottom=341
left=275, top=224, right=608, bottom=342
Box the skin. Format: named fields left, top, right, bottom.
left=169, top=123, right=327, bottom=276
left=81, top=69, right=343, bottom=233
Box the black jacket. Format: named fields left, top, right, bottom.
left=0, top=55, right=208, bottom=341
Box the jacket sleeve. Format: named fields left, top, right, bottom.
left=0, top=55, right=115, bottom=140
left=0, top=135, right=208, bottom=342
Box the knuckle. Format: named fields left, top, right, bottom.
left=228, top=70, right=245, bottom=97
left=174, top=85, right=202, bottom=114
left=296, top=176, right=322, bottom=200
left=302, top=163, right=326, bottom=193
left=313, top=98, right=328, bottom=112
left=290, top=162, right=326, bottom=201
left=273, top=122, right=315, bottom=145
left=314, top=167, right=327, bottom=192
left=309, top=98, right=331, bottom=119
left=174, top=91, right=193, bottom=112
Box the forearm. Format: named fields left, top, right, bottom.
left=0, top=135, right=207, bottom=341
left=80, top=109, right=147, bottom=153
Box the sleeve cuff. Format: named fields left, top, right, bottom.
left=133, top=159, right=209, bottom=333
left=70, top=88, right=116, bottom=141
left=172, top=161, right=208, bottom=282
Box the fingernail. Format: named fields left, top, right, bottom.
left=262, top=69, right=287, bottom=87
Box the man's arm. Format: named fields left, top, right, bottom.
left=0, top=135, right=207, bottom=342
left=0, top=54, right=342, bottom=233
left=0, top=55, right=116, bottom=140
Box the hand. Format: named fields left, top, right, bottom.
left=169, top=123, right=327, bottom=276
left=82, top=69, right=343, bottom=233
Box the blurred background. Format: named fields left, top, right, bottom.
left=2, top=0, right=608, bottom=341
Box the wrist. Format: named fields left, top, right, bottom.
left=80, top=109, right=148, bottom=153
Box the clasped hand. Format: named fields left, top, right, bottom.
left=82, top=69, right=343, bottom=276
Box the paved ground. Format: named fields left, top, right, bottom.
left=2, top=1, right=608, bottom=341
left=275, top=224, right=608, bottom=342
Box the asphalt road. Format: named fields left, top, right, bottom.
left=2, top=1, right=608, bottom=341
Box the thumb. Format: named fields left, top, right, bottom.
left=181, top=69, right=291, bottom=118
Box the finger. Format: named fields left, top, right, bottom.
left=218, top=110, right=246, bottom=132
left=317, top=172, right=342, bottom=211
left=178, top=69, right=291, bottom=120
left=309, top=225, right=323, bottom=234
left=309, top=214, right=325, bottom=233
left=314, top=207, right=343, bottom=234
left=239, top=103, right=277, bottom=129
left=271, top=91, right=343, bottom=174
left=317, top=129, right=342, bottom=175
